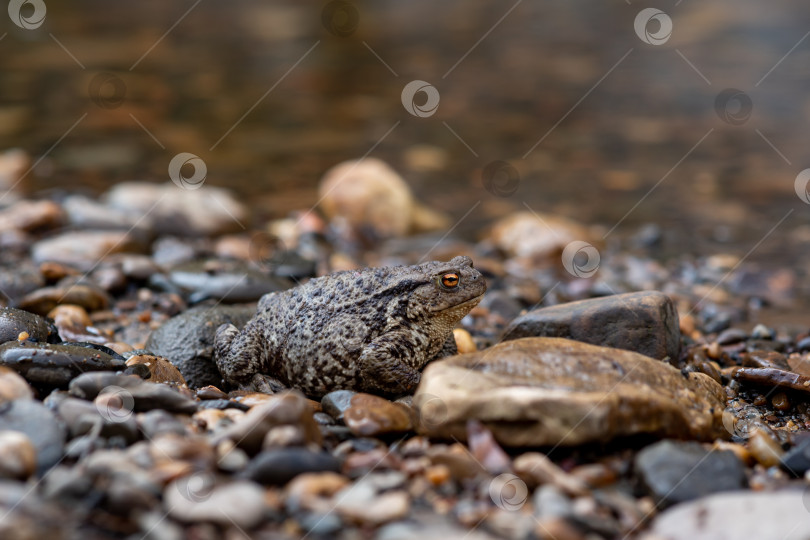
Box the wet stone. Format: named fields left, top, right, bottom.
left=0, top=307, right=59, bottom=345
left=0, top=430, right=36, bottom=479
left=734, top=367, right=810, bottom=394
left=415, top=337, right=727, bottom=446
left=165, top=478, right=266, bottom=529
left=0, top=366, right=33, bottom=402
left=31, top=230, right=144, bottom=272
left=343, top=393, right=413, bottom=437
left=502, top=291, right=680, bottom=361
left=18, top=283, right=111, bottom=316
left=145, top=305, right=255, bottom=389
left=167, top=260, right=290, bottom=303
left=68, top=372, right=198, bottom=414
left=0, top=341, right=126, bottom=390
left=780, top=434, right=810, bottom=476
left=321, top=389, right=356, bottom=421
left=49, top=393, right=139, bottom=443
left=0, top=399, right=66, bottom=473
left=635, top=440, right=747, bottom=507
left=125, top=352, right=187, bottom=386
left=241, top=448, right=341, bottom=486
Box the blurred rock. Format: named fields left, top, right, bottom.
left=488, top=211, right=594, bottom=260
left=18, top=283, right=111, bottom=315
left=31, top=231, right=144, bottom=271
left=63, top=195, right=153, bottom=231
left=68, top=372, right=197, bottom=414
left=165, top=478, right=266, bottom=529
left=343, top=393, right=412, bottom=437
left=318, top=158, right=449, bottom=241
left=167, top=260, right=289, bottom=303
left=502, top=291, right=680, bottom=361
left=646, top=491, right=810, bottom=540
left=0, top=307, right=59, bottom=345
left=241, top=448, right=340, bottom=485
left=106, top=182, right=248, bottom=237
left=0, top=431, right=36, bottom=479
left=126, top=352, right=187, bottom=386
left=415, top=338, right=727, bottom=446
left=0, top=367, right=33, bottom=403
left=635, top=440, right=746, bottom=507
left=0, top=400, right=66, bottom=473
left=0, top=200, right=64, bottom=233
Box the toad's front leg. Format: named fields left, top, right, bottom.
left=356, top=330, right=425, bottom=396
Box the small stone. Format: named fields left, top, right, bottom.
left=513, top=452, right=588, bottom=497
left=242, top=448, right=341, bottom=485
left=415, top=338, right=727, bottom=446
left=47, top=304, right=92, bottom=328
left=489, top=211, right=594, bottom=260
left=780, top=435, right=810, bottom=476
left=343, top=393, right=413, bottom=436
left=50, top=394, right=139, bottom=443
left=0, top=200, right=64, bottom=233
left=31, top=231, right=142, bottom=272
left=126, top=353, right=186, bottom=386
left=748, top=428, right=783, bottom=468
left=216, top=439, right=249, bottom=472
left=0, top=366, right=33, bottom=402
left=635, top=440, right=747, bottom=507
left=735, top=367, right=810, bottom=394
left=18, top=283, right=111, bottom=315
left=424, top=464, right=451, bottom=486
left=285, top=471, right=350, bottom=513
left=751, top=323, right=775, bottom=340
left=0, top=341, right=126, bottom=389
left=716, top=327, right=747, bottom=345
left=145, top=305, right=255, bottom=388
left=466, top=419, right=510, bottom=474
left=426, top=443, right=485, bottom=480
left=647, top=491, right=810, bottom=540
left=165, top=478, right=266, bottom=529
left=106, top=182, right=249, bottom=236
left=333, top=480, right=410, bottom=525
left=68, top=372, right=197, bottom=414
left=137, top=409, right=187, bottom=439
left=167, top=259, right=289, bottom=303
left=0, top=307, right=59, bottom=345
left=771, top=392, right=790, bottom=411
left=502, top=291, right=680, bottom=361
left=0, top=400, right=66, bottom=473
left=211, top=391, right=321, bottom=454
left=453, top=328, right=477, bottom=354
left=741, top=350, right=790, bottom=371
left=0, top=430, right=36, bottom=479
left=321, top=390, right=356, bottom=421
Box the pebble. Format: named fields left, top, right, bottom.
left=634, top=440, right=747, bottom=507
left=333, top=478, right=410, bottom=525
left=415, top=337, right=727, bottom=446
left=137, top=409, right=188, bottom=439
left=502, top=291, right=681, bottom=361
left=126, top=352, right=187, bottom=386
left=425, top=443, right=485, bottom=480
left=145, top=305, right=255, bottom=388
left=105, top=182, right=249, bottom=237
left=241, top=448, right=341, bottom=485
left=646, top=490, right=810, bottom=540
left=211, top=391, right=321, bottom=454
left=31, top=231, right=143, bottom=272
left=0, top=341, right=126, bottom=389
left=285, top=471, right=350, bottom=513
left=50, top=393, right=139, bottom=443
left=167, top=259, right=290, bottom=303
left=453, top=328, right=477, bottom=354
left=0, top=430, right=37, bottom=479
left=318, top=158, right=448, bottom=241
left=321, top=389, right=356, bottom=421
left=0, top=200, right=64, bottom=233
left=741, top=350, right=791, bottom=371
left=0, top=366, right=33, bottom=402
left=343, top=393, right=413, bottom=436
left=513, top=452, right=588, bottom=497
left=0, top=307, right=59, bottom=345
left=165, top=478, right=266, bottom=529
left=735, top=367, right=810, bottom=394
left=747, top=428, right=784, bottom=467
left=62, top=194, right=152, bottom=231
left=466, top=419, right=511, bottom=474
left=488, top=211, right=594, bottom=260
left=68, top=372, right=198, bottom=414
left=0, top=399, right=66, bottom=472
left=18, top=283, right=111, bottom=315
left=780, top=434, right=810, bottom=476
left=716, top=327, right=748, bottom=345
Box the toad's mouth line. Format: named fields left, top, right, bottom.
left=431, top=292, right=485, bottom=313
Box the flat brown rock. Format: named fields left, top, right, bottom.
left=414, top=337, right=726, bottom=446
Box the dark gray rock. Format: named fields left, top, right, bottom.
left=145, top=305, right=255, bottom=388
left=0, top=341, right=126, bottom=390
left=68, top=372, right=197, bottom=414
left=0, top=400, right=66, bottom=473
left=780, top=434, right=810, bottom=477
left=167, top=260, right=290, bottom=304
left=502, top=291, right=680, bottom=361
left=241, top=448, right=340, bottom=485
left=0, top=307, right=59, bottom=344
left=635, top=440, right=747, bottom=507
left=48, top=392, right=139, bottom=443
left=321, top=390, right=356, bottom=421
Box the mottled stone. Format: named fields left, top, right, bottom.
left=502, top=291, right=680, bottom=361
left=414, top=338, right=727, bottom=446
left=0, top=341, right=125, bottom=389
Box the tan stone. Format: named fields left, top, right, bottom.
left=414, top=338, right=727, bottom=446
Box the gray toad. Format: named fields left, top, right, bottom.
left=214, top=256, right=486, bottom=398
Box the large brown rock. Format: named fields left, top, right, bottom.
left=414, top=338, right=726, bottom=446
left=502, top=291, right=680, bottom=361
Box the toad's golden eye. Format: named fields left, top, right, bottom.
left=441, top=273, right=459, bottom=288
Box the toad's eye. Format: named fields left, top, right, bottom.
left=441, top=273, right=459, bottom=288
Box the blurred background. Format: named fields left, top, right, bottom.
left=2, top=0, right=810, bottom=266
